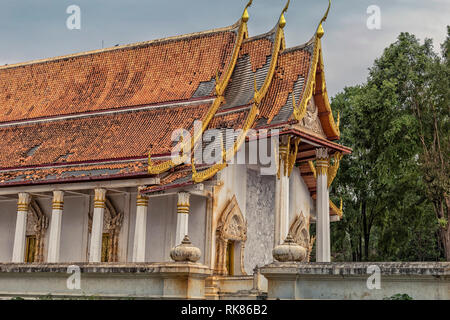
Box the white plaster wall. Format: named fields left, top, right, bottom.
left=145, top=194, right=177, bottom=262
left=189, top=195, right=207, bottom=264
left=0, top=200, right=17, bottom=262
left=215, top=164, right=248, bottom=218
left=209, top=164, right=248, bottom=270
left=140, top=193, right=207, bottom=263
left=289, top=168, right=313, bottom=227
left=59, top=196, right=89, bottom=262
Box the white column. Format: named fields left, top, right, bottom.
left=175, top=192, right=190, bottom=246
left=89, top=188, right=106, bottom=262
left=274, top=138, right=290, bottom=246
left=132, top=189, right=149, bottom=262
left=12, top=193, right=31, bottom=263
left=316, top=148, right=330, bottom=262
left=47, top=191, right=64, bottom=263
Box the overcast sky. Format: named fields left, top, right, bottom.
left=1, top=0, right=448, bottom=96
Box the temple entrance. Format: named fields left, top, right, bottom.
left=215, top=196, right=247, bottom=276
left=25, top=235, right=36, bottom=263
left=25, top=200, right=48, bottom=263
left=101, top=233, right=111, bottom=262
left=226, top=241, right=235, bottom=275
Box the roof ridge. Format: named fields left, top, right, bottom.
left=0, top=20, right=241, bottom=71
left=282, top=36, right=316, bottom=54
left=243, top=26, right=277, bottom=42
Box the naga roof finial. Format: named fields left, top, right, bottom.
left=317, top=0, right=331, bottom=39
left=242, top=0, right=253, bottom=22
left=279, top=0, right=290, bottom=29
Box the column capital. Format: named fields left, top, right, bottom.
left=315, top=148, right=329, bottom=176
left=94, top=188, right=107, bottom=209
left=94, top=188, right=107, bottom=200
left=136, top=186, right=149, bottom=207
left=177, top=192, right=190, bottom=204
left=17, top=192, right=31, bottom=211
left=278, top=136, right=290, bottom=178
left=177, top=192, right=190, bottom=214
left=52, top=190, right=64, bottom=210
left=315, top=148, right=329, bottom=160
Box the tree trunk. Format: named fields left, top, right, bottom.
left=362, top=201, right=370, bottom=261
left=440, top=228, right=450, bottom=261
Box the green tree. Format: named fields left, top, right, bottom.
left=330, top=29, right=448, bottom=261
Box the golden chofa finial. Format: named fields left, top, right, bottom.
left=242, top=0, right=253, bottom=23
left=317, top=0, right=331, bottom=39
left=279, top=0, right=290, bottom=29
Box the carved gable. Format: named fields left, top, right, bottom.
left=217, top=196, right=247, bottom=242
left=299, top=98, right=326, bottom=138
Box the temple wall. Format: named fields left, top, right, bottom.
left=210, top=164, right=248, bottom=269
left=0, top=200, right=17, bottom=262
left=261, top=262, right=450, bottom=300
left=289, top=168, right=313, bottom=228
left=59, top=196, right=89, bottom=262
left=144, top=194, right=177, bottom=262
left=189, top=195, right=207, bottom=264
left=106, top=193, right=130, bottom=262
left=127, top=192, right=207, bottom=264
left=244, top=167, right=275, bottom=274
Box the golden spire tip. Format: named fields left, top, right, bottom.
left=317, top=0, right=332, bottom=38
left=279, top=0, right=290, bottom=29
left=242, top=0, right=253, bottom=23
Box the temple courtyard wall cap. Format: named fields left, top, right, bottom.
left=272, top=234, right=306, bottom=262
left=170, top=235, right=201, bottom=263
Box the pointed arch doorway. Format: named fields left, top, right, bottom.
left=214, top=196, right=247, bottom=276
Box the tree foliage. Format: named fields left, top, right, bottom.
left=329, top=28, right=449, bottom=261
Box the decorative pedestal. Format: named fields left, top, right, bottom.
left=170, top=235, right=201, bottom=263
left=272, top=235, right=307, bottom=262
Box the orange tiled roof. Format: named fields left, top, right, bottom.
left=258, top=43, right=313, bottom=125
left=0, top=160, right=148, bottom=186
left=0, top=16, right=347, bottom=187
left=0, top=25, right=238, bottom=123
left=0, top=103, right=211, bottom=169
left=239, top=37, right=273, bottom=72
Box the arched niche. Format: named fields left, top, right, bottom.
left=289, top=212, right=314, bottom=262
left=25, top=199, right=48, bottom=263
left=88, top=197, right=123, bottom=262
left=214, top=195, right=247, bottom=276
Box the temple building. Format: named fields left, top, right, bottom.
left=0, top=1, right=353, bottom=299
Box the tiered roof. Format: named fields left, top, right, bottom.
left=0, top=1, right=350, bottom=217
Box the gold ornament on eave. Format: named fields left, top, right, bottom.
left=316, top=0, right=331, bottom=39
